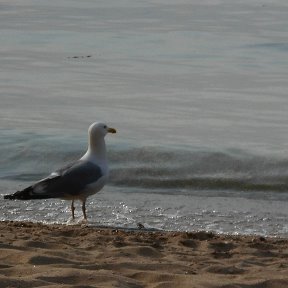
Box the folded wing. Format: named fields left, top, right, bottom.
left=4, top=160, right=103, bottom=200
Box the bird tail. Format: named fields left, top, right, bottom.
left=4, top=186, right=49, bottom=200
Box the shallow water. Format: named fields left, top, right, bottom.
left=1, top=0, right=288, bottom=236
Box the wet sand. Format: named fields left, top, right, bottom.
left=0, top=221, right=287, bottom=288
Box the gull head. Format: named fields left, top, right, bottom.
left=88, top=122, right=116, bottom=140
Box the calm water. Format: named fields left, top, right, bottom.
left=1, top=0, right=288, bottom=236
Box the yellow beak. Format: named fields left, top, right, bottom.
left=107, top=127, right=117, bottom=134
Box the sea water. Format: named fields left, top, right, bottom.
left=1, top=0, right=288, bottom=236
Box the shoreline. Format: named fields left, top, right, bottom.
left=0, top=221, right=288, bottom=288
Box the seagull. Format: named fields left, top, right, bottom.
left=4, top=122, right=116, bottom=221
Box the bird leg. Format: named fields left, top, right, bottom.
left=71, top=200, right=75, bottom=219
left=82, top=200, right=87, bottom=220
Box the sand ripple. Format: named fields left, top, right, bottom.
left=0, top=221, right=287, bottom=288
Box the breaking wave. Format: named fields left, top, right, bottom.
left=1, top=130, right=288, bottom=194
left=109, top=147, right=288, bottom=193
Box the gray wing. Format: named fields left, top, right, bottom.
left=5, top=160, right=103, bottom=200
left=33, top=160, right=103, bottom=198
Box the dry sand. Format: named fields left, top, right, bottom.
left=0, top=221, right=287, bottom=288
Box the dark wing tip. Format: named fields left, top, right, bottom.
left=4, top=188, right=34, bottom=200
left=4, top=194, right=15, bottom=200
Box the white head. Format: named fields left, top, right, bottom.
left=88, top=122, right=116, bottom=139
left=85, top=122, right=116, bottom=160
left=81, top=122, right=116, bottom=162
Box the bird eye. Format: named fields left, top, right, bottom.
left=103, top=125, right=107, bottom=129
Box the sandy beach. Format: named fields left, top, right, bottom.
left=0, top=221, right=287, bottom=288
